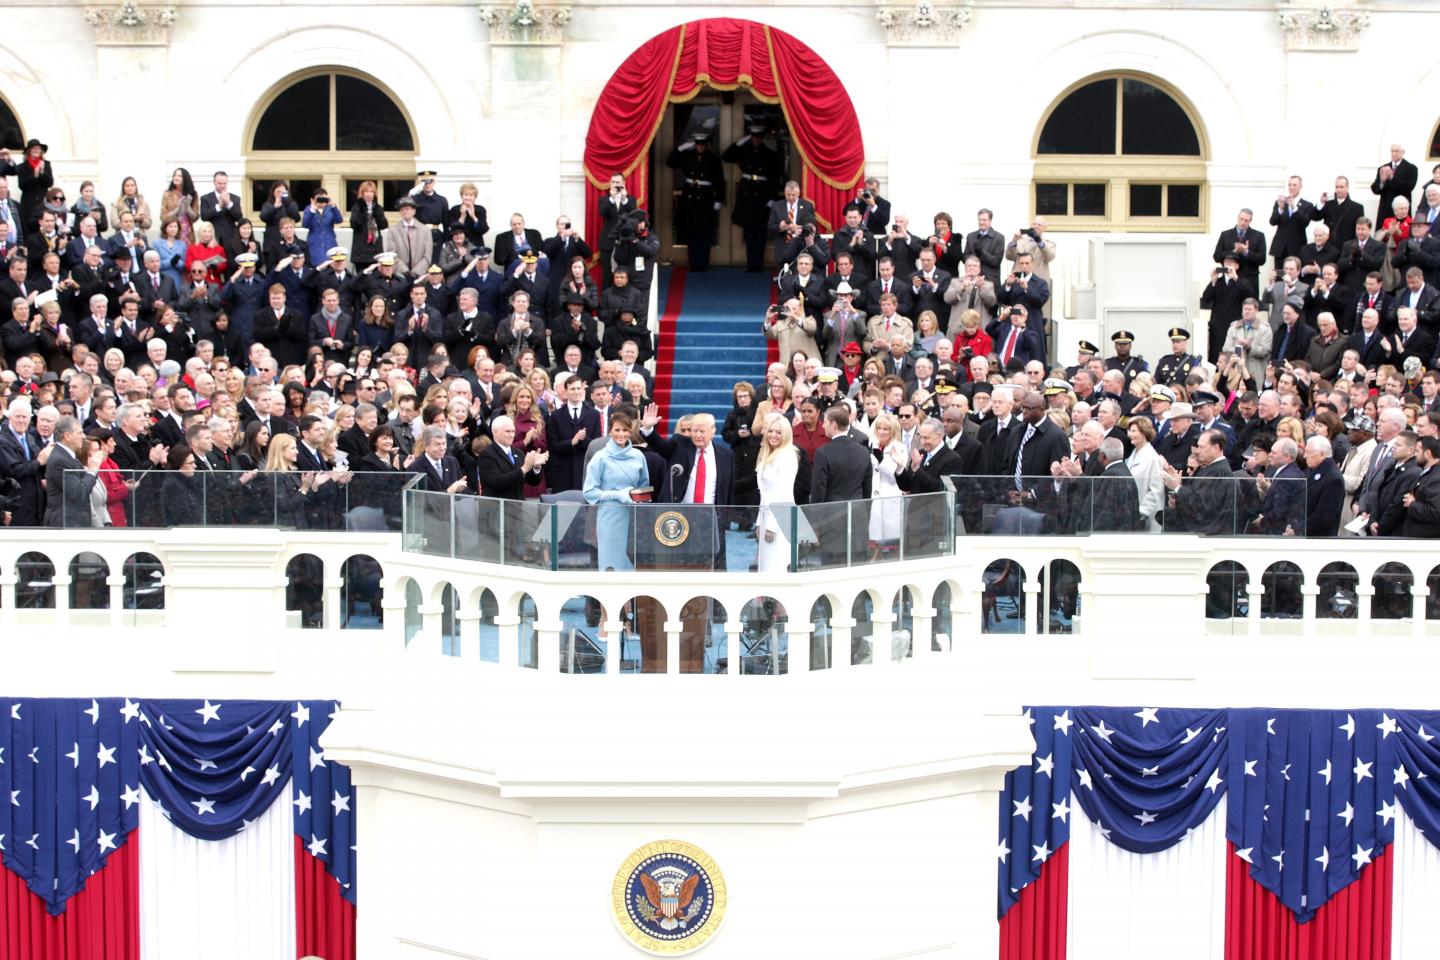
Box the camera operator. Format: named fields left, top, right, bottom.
left=598, top=173, right=638, bottom=288
left=763, top=297, right=818, bottom=365
left=1005, top=217, right=1055, bottom=315
left=853, top=177, right=891, bottom=235
left=831, top=206, right=877, bottom=284
left=878, top=215, right=921, bottom=278
left=611, top=210, right=658, bottom=300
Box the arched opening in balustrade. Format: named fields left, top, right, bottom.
left=1038, top=560, right=1081, bottom=634
left=932, top=582, right=957, bottom=652
left=1205, top=561, right=1249, bottom=619
left=809, top=596, right=834, bottom=671
left=438, top=582, right=460, bottom=656
left=1260, top=561, right=1304, bottom=620
left=123, top=553, right=164, bottom=611
left=341, top=554, right=383, bottom=628
left=981, top=559, right=1025, bottom=633
left=475, top=588, right=500, bottom=662
left=1428, top=565, right=1440, bottom=620
left=285, top=554, right=324, bottom=628
left=1371, top=562, right=1414, bottom=620
left=15, top=552, right=55, bottom=609
left=558, top=594, right=608, bottom=674
left=400, top=578, right=422, bottom=646
left=621, top=596, right=667, bottom=675
left=69, top=553, right=110, bottom=610
left=891, top=587, right=915, bottom=661
left=679, top=597, right=727, bottom=674
left=740, top=597, right=788, bottom=675
left=1315, top=561, right=1358, bottom=620
left=518, top=593, right=539, bottom=669
left=851, top=591, right=879, bottom=665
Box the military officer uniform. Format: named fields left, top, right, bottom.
left=665, top=133, right=725, bottom=272
left=722, top=124, right=784, bottom=273
left=1154, top=327, right=1203, bottom=386
left=409, top=171, right=449, bottom=260
left=1105, top=329, right=1150, bottom=388
left=1063, top=340, right=1100, bottom=380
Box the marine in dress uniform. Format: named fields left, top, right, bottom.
left=1105, top=330, right=1150, bottom=388
left=1153, top=327, right=1202, bottom=386
left=721, top=123, right=783, bottom=273
left=665, top=132, right=725, bottom=272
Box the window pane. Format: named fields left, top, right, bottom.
left=1432, top=124, right=1440, bottom=159
left=1035, top=183, right=1068, bottom=216
left=1121, top=79, right=1200, bottom=156
left=0, top=98, right=22, bottom=149
left=251, top=177, right=322, bottom=212
left=1130, top=183, right=1162, bottom=217
left=1074, top=183, right=1107, bottom=217
left=1038, top=80, right=1116, bottom=155
left=344, top=178, right=415, bottom=211
left=1168, top=184, right=1201, bottom=217
left=253, top=75, right=329, bottom=151
left=336, top=75, right=413, bottom=151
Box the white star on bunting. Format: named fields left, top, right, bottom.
left=195, top=700, right=221, bottom=725
left=1134, top=707, right=1159, bottom=727
left=1053, top=710, right=1074, bottom=735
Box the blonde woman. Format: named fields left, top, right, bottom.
left=867, top=411, right=906, bottom=556
left=755, top=414, right=801, bottom=574
left=752, top=374, right=793, bottom=433
left=1276, top=416, right=1307, bottom=447
left=112, top=176, right=153, bottom=232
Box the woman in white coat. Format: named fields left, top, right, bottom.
left=755, top=414, right=801, bottom=573
left=868, top=412, right=907, bottom=557
left=1126, top=417, right=1167, bottom=531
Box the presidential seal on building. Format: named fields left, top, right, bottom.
left=612, top=839, right=727, bottom=954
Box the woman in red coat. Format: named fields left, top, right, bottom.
left=951, top=308, right=994, bottom=379
left=90, top=429, right=131, bottom=527
left=184, top=220, right=228, bottom=286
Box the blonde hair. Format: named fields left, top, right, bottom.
left=1276, top=416, right=1306, bottom=444
left=870, top=412, right=901, bottom=447
left=265, top=433, right=297, bottom=471
left=755, top=413, right=796, bottom=471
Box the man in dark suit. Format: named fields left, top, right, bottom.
left=895, top=416, right=963, bottom=552
left=1268, top=176, right=1317, bottom=270
left=1347, top=305, right=1389, bottom=369
left=0, top=399, right=45, bottom=525
left=865, top=259, right=914, bottom=320
left=1317, top=176, right=1366, bottom=248
left=1167, top=430, right=1240, bottom=534
left=1213, top=209, right=1268, bottom=290
left=1351, top=273, right=1393, bottom=335
left=997, top=252, right=1050, bottom=355
left=876, top=218, right=922, bottom=279
left=597, top=174, right=638, bottom=286
left=1005, top=390, right=1070, bottom=497
left=42, top=416, right=96, bottom=527
left=295, top=415, right=333, bottom=473
left=491, top=214, right=545, bottom=271
left=810, top=405, right=871, bottom=565
left=767, top=182, right=817, bottom=266
left=0, top=180, right=21, bottom=244
left=988, top=306, right=1043, bottom=369
left=1372, top=145, right=1419, bottom=224
left=1392, top=219, right=1440, bottom=290
left=641, top=407, right=734, bottom=566
left=1303, top=264, right=1353, bottom=331
left=1091, top=438, right=1140, bottom=532
left=1270, top=299, right=1315, bottom=364
left=1253, top=437, right=1307, bottom=534
left=907, top=246, right=951, bottom=322
left=477, top=414, right=545, bottom=499
left=1390, top=308, right=1434, bottom=369
left=1338, top=219, right=1387, bottom=291
left=1371, top=431, right=1421, bottom=536
left=133, top=250, right=179, bottom=325
left=963, top=209, right=1004, bottom=285
left=545, top=375, right=601, bottom=492
left=1297, top=223, right=1341, bottom=285
left=829, top=207, right=877, bottom=283
left=199, top=171, right=244, bottom=251
left=1302, top=436, right=1345, bottom=537
left=1388, top=267, right=1440, bottom=333
left=777, top=253, right=827, bottom=323
left=825, top=252, right=869, bottom=314
left=411, top=425, right=466, bottom=493
left=307, top=287, right=355, bottom=366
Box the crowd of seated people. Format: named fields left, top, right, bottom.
left=2, top=137, right=1439, bottom=544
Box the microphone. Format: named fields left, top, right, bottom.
left=670, top=463, right=684, bottom=502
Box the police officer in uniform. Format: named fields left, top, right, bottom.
left=1154, top=327, right=1202, bottom=387
left=1105, top=330, right=1150, bottom=389
left=665, top=132, right=725, bottom=272
left=1064, top=340, right=1099, bottom=379
left=722, top=122, right=784, bottom=273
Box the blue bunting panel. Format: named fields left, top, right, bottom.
left=1000, top=706, right=1440, bottom=923
left=0, top=697, right=355, bottom=914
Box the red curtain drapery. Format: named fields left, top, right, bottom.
left=294, top=834, right=356, bottom=960
left=999, top=842, right=1068, bottom=960
left=0, top=834, right=140, bottom=960
left=1224, top=842, right=1392, bottom=960
left=582, top=18, right=866, bottom=256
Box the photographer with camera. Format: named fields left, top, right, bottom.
left=610, top=210, right=659, bottom=300
left=301, top=188, right=343, bottom=266
left=878, top=215, right=921, bottom=278
left=665, top=131, right=726, bottom=272
left=852, top=178, right=891, bottom=235
left=764, top=296, right=818, bottom=367
left=598, top=173, right=638, bottom=288
left=1005, top=217, right=1055, bottom=314
left=777, top=251, right=825, bottom=324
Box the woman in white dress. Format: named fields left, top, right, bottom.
left=1125, top=417, right=1166, bottom=531
left=755, top=414, right=800, bottom=573
left=867, top=412, right=906, bottom=557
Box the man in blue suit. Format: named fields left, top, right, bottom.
left=987, top=304, right=1043, bottom=370
left=1254, top=437, right=1306, bottom=535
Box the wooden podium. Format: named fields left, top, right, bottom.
left=634, top=505, right=720, bottom=571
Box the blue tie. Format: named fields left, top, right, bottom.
left=15, top=430, right=28, bottom=459
left=1278, top=327, right=1291, bottom=360
left=506, top=447, right=515, bottom=465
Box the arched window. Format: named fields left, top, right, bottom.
left=1033, top=74, right=1207, bottom=231
left=0, top=96, right=22, bottom=151
left=247, top=70, right=418, bottom=216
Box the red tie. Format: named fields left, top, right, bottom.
left=692, top=446, right=707, bottom=504
left=1002, top=328, right=1019, bottom=366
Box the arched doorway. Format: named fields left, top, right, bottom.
left=245, top=69, right=418, bottom=217
left=583, top=19, right=866, bottom=269
left=0, top=95, right=23, bottom=150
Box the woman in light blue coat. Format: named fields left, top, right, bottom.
left=583, top=413, right=650, bottom=572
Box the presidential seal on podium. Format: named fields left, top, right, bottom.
left=612, top=839, right=727, bottom=954
left=653, top=510, right=691, bottom=548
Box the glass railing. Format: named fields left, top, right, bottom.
left=402, top=488, right=956, bottom=572
left=64, top=469, right=417, bottom=531
left=945, top=473, right=1307, bottom=537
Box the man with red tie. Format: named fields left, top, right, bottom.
left=640, top=406, right=734, bottom=566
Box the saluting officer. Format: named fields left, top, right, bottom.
left=1154, top=327, right=1202, bottom=386
left=1105, top=330, right=1150, bottom=388
left=408, top=171, right=449, bottom=257
left=722, top=122, right=784, bottom=273
left=1064, top=340, right=1099, bottom=380
left=665, top=131, right=725, bottom=272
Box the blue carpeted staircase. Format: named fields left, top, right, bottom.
left=657, top=267, right=773, bottom=429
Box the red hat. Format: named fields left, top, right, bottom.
left=841, top=342, right=863, bottom=356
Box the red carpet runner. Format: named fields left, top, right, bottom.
left=650, top=266, right=687, bottom=425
